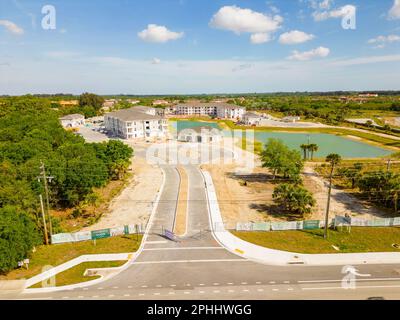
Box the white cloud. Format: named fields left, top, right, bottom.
left=45, top=51, right=81, bottom=59
left=389, top=0, right=400, bottom=19
left=331, top=54, right=400, bottom=66
left=0, top=20, right=24, bottom=35
left=152, top=58, right=161, bottom=64
left=306, top=0, right=333, bottom=10
left=313, top=4, right=356, bottom=21
left=279, top=30, right=315, bottom=45
left=368, top=34, right=400, bottom=49
left=288, top=46, right=330, bottom=61
left=138, top=24, right=184, bottom=43
left=250, top=33, right=271, bottom=44
left=209, top=5, right=283, bottom=43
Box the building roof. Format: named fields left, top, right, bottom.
left=178, top=126, right=221, bottom=134
left=59, top=114, right=85, bottom=120
left=175, top=102, right=245, bottom=110
left=105, top=107, right=164, bottom=121
left=244, top=112, right=261, bottom=118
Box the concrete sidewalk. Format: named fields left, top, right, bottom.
left=202, top=170, right=400, bottom=266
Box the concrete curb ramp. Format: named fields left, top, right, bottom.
left=202, top=169, right=400, bottom=266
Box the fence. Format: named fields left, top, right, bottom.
left=51, top=224, right=146, bottom=244
left=234, top=216, right=400, bottom=232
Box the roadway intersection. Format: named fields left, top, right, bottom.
left=11, top=145, right=400, bottom=300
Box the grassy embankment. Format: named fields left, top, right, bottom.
left=0, top=235, right=142, bottom=284
left=232, top=227, right=400, bottom=254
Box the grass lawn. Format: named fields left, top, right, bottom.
left=0, top=234, right=142, bottom=281
left=29, top=261, right=127, bottom=288
left=232, top=227, right=400, bottom=254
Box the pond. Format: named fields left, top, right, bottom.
left=172, top=121, right=393, bottom=159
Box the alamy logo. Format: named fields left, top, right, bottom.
left=341, top=265, right=370, bottom=289
left=41, top=5, right=56, bottom=30
left=342, top=6, right=356, bottom=30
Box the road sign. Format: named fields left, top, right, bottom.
left=164, top=229, right=175, bottom=241
left=91, top=228, right=111, bottom=240
left=303, top=220, right=320, bottom=230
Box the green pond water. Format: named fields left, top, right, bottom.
left=173, top=121, right=393, bottom=159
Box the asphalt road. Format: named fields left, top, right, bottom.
left=12, top=160, right=400, bottom=300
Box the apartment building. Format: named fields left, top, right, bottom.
left=175, top=103, right=246, bottom=120
left=104, top=106, right=168, bottom=140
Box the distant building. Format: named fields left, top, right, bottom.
left=59, top=114, right=85, bottom=128
left=152, top=99, right=170, bottom=106
left=282, top=116, right=301, bottom=123
left=104, top=106, right=168, bottom=140
left=358, top=93, right=379, bottom=98
left=175, top=103, right=246, bottom=120
left=243, top=112, right=263, bottom=126
left=177, top=126, right=222, bottom=143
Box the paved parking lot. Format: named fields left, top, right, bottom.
left=77, top=126, right=109, bottom=143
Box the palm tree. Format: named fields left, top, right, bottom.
left=324, top=154, right=342, bottom=239
left=308, top=144, right=319, bottom=160
left=273, top=183, right=316, bottom=217
left=300, top=144, right=309, bottom=160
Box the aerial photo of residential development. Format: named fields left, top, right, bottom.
left=1, top=0, right=400, bottom=313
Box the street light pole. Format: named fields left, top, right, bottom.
left=39, top=195, right=49, bottom=245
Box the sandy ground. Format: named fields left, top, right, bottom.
left=206, top=157, right=387, bottom=227
left=83, top=156, right=162, bottom=231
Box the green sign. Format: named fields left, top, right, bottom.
left=303, top=220, right=320, bottom=230
left=91, top=229, right=111, bottom=240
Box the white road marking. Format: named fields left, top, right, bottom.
left=112, top=286, right=119, bottom=289
left=143, top=247, right=224, bottom=251
left=199, top=291, right=205, bottom=294
left=228, top=290, right=235, bottom=293
left=227, top=282, right=234, bottom=285
left=199, top=284, right=205, bottom=286
left=128, top=286, right=133, bottom=289
left=241, top=282, right=248, bottom=285
left=132, top=259, right=247, bottom=265
left=213, top=290, right=220, bottom=293
left=288, top=288, right=294, bottom=291
left=97, top=287, right=103, bottom=290
left=184, top=292, right=191, bottom=294
left=213, top=283, right=219, bottom=286
left=92, top=295, right=99, bottom=298
left=298, top=278, right=400, bottom=284
left=124, top=294, right=130, bottom=297
left=139, top=293, right=145, bottom=296
left=269, top=281, right=276, bottom=284
left=257, top=289, right=264, bottom=292
left=156, top=285, right=162, bottom=288
left=145, top=241, right=168, bottom=244
left=108, top=294, right=115, bottom=298
left=168, top=292, right=175, bottom=295
left=62, top=297, right=69, bottom=299
left=272, top=289, right=279, bottom=292
left=256, top=282, right=262, bottom=285
left=83, top=288, right=88, bottom=290
left=242, top=289, right=249, bottom=292
left=154, top=293, right=160, bottom=296
left=78, top=296, right=84, bottom=299
left=284, top=281, right=290, bottom=284
left=303, top=285, right=400, bottom=291
left=141, top=285, right=148, bottom=288
left=170, top=284, right=176, bottom=287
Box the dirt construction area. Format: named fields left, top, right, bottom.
left=83, top=156, right=163, bottom=231
left=203, top=161, right=387, bottom=227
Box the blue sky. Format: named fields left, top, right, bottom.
left=0, top=0, right=399, bottom=94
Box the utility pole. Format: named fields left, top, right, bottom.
left=324, top=164, right=335, bottom=239
left=387, top=159, right=392, bottom=172
left=39, top=195, right=49, bottom=245
left=39, top=161, right=54, bottom=240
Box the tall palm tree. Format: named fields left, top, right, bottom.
left=300, top=144, right=309, bottom=160
left=308, top=144, right=319, bottom=160
left=324, top=153, right=342, bottom=239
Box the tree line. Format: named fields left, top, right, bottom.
left=0, top=97, right=133, bottom=273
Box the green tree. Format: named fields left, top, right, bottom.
left=261, top=139, right=303, bottom=180
left=0, top=206, right=41, bottom=273
left=78, top=93, right=104, bottom=113
left=273, top=183, right=316, bottom=217
left=308, top=144, right=319, bottom=160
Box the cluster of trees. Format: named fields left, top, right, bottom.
left=260, top=139, right=315, bottom=217
left=300, top=143, right=319, bottom=160
left=0, top=97, right=133, bottom=273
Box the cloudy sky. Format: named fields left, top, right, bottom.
left=0, top=0, right=399, bottom=94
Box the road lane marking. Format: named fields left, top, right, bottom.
left=108, top=295, right=115, bottom=298
left=303, top=285, right=400, bottom=291
left=257, top=289, right=264, bottom=292
left=241, top=282, right=248, bottom=285
left=298, top=278, right=400, bottom=284
left=143, top=247, right=224, bottom=251
left=256, top=282, right=262, bottom=285
left=132, top=259, right=247, bottom=265
left=213, top=283, right=219, bottom=286
left=124, top=294, right=130, bottom=297
left=269, top=281, right=276, bottom=284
